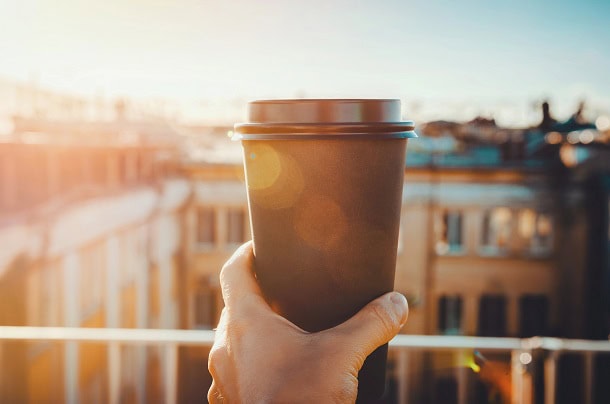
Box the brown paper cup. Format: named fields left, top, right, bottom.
left=234, top=99, right=416, bottom=401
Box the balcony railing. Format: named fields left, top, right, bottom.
left=1, top=326, right=609, bottom=404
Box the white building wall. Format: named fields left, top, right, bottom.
left=0, top=179, right=192, bottom=403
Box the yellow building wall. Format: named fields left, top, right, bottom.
left=396, top=203, right=433, bottom=335
left=27, top=344, right=64, bottom=403
left=79, top=309, right=107, bottom=402
left=121, top=283, right=137, bottom=329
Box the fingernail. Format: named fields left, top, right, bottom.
left=390, top=292, right=408, bottom=327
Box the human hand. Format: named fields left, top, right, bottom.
left=208, top=241, right=408, bottom=403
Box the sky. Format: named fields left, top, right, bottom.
left=1, top=0, right=609, bottom=125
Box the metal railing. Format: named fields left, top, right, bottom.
left=1, top=326, right=609, bottom=404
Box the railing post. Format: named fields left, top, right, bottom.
left=65, top=341, right=79, bottom=404
left=457, top=350, right=467, bottom=404
left=136, top=345, right=147, bottom=404
left=511, top=350, right=532, bottom=404
left=583, top=351, right=594, bottom=404
left=397, top=349, right=409, bottom=404
left=511, top=350, right=522, bottom=404
left=544, top=351, right=558, bottom=404
left=108, top=342, right=121, bottom=404
left=164, top=343, right=178, bottom=404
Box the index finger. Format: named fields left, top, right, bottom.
left=219, top=241, right=265, bottom=307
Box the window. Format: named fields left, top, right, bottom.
left=437, top=295, right=463, bottom=335
left=227, top=208, right=246, bottom=245
left=480, top=207, right=512, bottom=255
left=196, top=207, right=216, bottom=246
left=518, top=209, right=553, bottom=256
left=79, top=243, right=105, bottom=319
left=436, top=210, right=464, bottom=255
left=193, top=279, right=219, bottom=329
left=477, top=294, right=507, bottom=337
left=519, top=294, right=549, bottom=337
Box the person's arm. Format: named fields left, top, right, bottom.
left=208, top=241, right=408, bottom=403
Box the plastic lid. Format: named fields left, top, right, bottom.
left=234, top=99, right=417, bottom=140
left=248, top=99, right=401, bottom=123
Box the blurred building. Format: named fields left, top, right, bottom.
left=181, top=104, right=610, bottom=402
left=1, top=101, right=609, bottom=403
left=183, top=109, right=610, bottom=339
left=0, top=118, right=192, bottom=402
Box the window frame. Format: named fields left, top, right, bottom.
left=478, top=207, right=514, bottom=257
left=437, top=294, right=463, bottom=335
left=435, top=208, right=466, bottom=256
left=517, top=208, right=554, bottom=258
left=195, top=205, right=218, bottom=251
left=225, top=206, right=248, bottom=248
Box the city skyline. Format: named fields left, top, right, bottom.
left=1, top=75, right=606, bottom=129
left=1, top=0, right=609, bottom=126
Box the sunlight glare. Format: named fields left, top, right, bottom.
left=246, top=145, right=304, bottom=210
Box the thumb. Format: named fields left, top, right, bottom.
left=327, top=292, right=408, bottom=366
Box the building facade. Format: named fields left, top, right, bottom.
left=1, top=114, right=608, bottom=402
left=0, top=138, right=191, bottom=403
left=180, top=119, right=609, bottom=402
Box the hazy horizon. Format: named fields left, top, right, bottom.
left=1, top=0, right=609, bottom=126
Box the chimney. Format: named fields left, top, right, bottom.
left=539, top=101, right=555, bottom=132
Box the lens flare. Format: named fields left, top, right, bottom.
left=245, top=145, right=304, bottom=210
left=294, top=194, right=347, bottom=251
left=245, top=144, right=281, bottom=190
